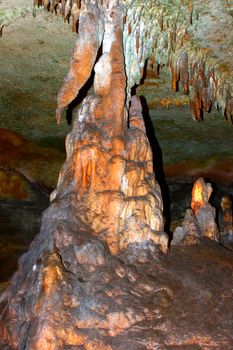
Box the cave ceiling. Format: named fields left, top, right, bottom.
left=0, top=0, right=233, bottom=122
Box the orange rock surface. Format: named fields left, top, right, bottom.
left=0, top=3, right=167, bottom=349
left=191, top=177, right=218, bottom=241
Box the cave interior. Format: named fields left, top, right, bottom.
left=0, top=0, right=233, bottom=349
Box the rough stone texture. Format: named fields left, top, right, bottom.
left=219, top=194, right=233, bottom=246
left=1, top=217, right=233, bottom=349
left=0, top=168, right=39, bottom=201
left=51, top=4, right=166, bottom=255
left=172, top=208, right=201, bottom=246
left=191, top=177, right=219, bottom=241
left=1, top=1, right=233, bottom=349
left=0, top=3, right=168, bottom=348
left=122, top=0, right=233, bottom=122
left=220, top=195, right=233, bottom=236
left=172, top=177, right=220, bottom=245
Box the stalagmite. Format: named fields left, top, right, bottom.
left=173, top=177, right=219, bottom=245
left=191, top=177, right=219, bottom=241
left=220, top=194, right=233, bottom=241
left=1, top=0, right=233, bottom=348
left=0, top=2, right=167, bottom=347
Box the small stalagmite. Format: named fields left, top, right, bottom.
left=173, top=177, right=219, bottom=245
left=191, top=177, right=219, bottom=241
left=0, top=3, right=167, bottom=348
left=220, top=194, right=233, bottom=240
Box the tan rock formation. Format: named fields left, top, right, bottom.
left=191, top=177, right=219, bottom=241
left=51, top=5, right=166, bottom=254
left=0, top=2, right=167, bottom=348
left=1, top=1, right=233, bottom=349
left=173, top=177, right=219, bottom=245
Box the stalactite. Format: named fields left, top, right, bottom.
left=170, top=62, right=180, bottom=92
left=56, top=2, right=104, bottom=123
left=179, top=52, right=189, bottom=94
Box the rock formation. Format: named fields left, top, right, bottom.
left=1, top=1, right=233, bottom=349
left=1, top=1, right=233, bottom=122
left=191, top=177, right=219, bottom=241
left=173, top=177, right=219, bottom=245
left=30, top=0, right=233, bottom=124
left=220, top=194, right=233, bottom=242
left=0, top=2, right=167, bottom=348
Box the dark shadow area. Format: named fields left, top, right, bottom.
left=66, top=44, right=103, bottom=125
left=139, top=95, right=172, bottom=242
left=139, top=59, right=148, bottom=85
left=66, top=71, right=94, bottom=125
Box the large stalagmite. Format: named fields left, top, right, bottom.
left=1, top=1, right=233, bottom=349
left=0, top=2, right=167, bottom=348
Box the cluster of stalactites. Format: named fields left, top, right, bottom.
left=34, top=0, right=232, bottom=123
left=123, top=1, right=232, bottom=122
left=170, top=55, right=233, bottom=122
left=33, top=0, right=127, bottom=32
left=34, top=0, right=82, bottom=32
left=123, top=0, right=194, bottom=97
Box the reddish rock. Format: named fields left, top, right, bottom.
left=56, top=2, right=104, bottom=123
left=1, top=2, right=233, bottom=349
left=0, top=168, right=34, bottom=201
left=0, top=129, right=65, bottom=193
left=164, top=158, right=233, bottom=185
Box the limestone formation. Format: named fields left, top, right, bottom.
left=51, top=4, right=166, bottom=255
left=173, top=177, right=219, bottom=245
left=28, top=1, right=233, bottom=123
left=220, top=194, right=233, bottom=242
left=1, top=1, right=233, bottom=349
left=191, top=177, right=219, bottom=241
left=0, top=3, right=167, bottom=347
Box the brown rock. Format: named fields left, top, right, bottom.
left=0, top=168, right=34, bottom=201
left=173, top=208, right=201, bottom=246
left=0, top=128, right=65, bottom=192
left=220, top=194, right=233, bottom=240
left=56, top=2, right=104, bottom=123
left=0, top=4, right=167, bottom=348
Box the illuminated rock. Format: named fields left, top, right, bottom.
left=173, top=177, right=219, bottom=245
left=0, top=3, right=167, bottom=348
left=29, top=0, right=233, bottom=123
left=191, top=177, right=218, bottom=241
left=1, top=1, right=233, bottom=348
